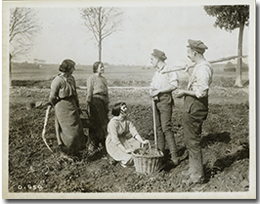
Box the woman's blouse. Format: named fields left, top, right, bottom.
left=107, top=116, right=139, bottom=146
left=50, top=74, right=79, bottom=106
left=86, top=74, right=108, bottom=103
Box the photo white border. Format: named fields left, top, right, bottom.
left=2, top=0, right=257, bottom=200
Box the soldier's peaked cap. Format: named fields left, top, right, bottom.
left=187, top=39, right=208, bottom=54
left=151, top=49, right=167, bottom=61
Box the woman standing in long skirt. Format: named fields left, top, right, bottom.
left=86, top=61, right=109, bottom=150
left=49, top=59, right=86, bottom=157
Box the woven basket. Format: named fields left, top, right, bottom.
left=131, top=100, right=164, bottom=174
left=132, top=147, right=164, bottom=174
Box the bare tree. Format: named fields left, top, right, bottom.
left=204, top=5, right=249, bottom=87
left=80, top=7, right=122, bottom=61
left=10, top=8, right=41, bottom=59
left=9, top=7, right=41, bottom=84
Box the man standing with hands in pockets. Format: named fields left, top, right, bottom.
left=150, top=49, right=180, bottom=166
left=176, top=39, right=213, bottom=185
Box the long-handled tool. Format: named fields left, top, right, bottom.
left=161, top=55, right=248, bottom=74
left=152, top=99, right=159, bottom=152
left=42, top=105, right=53, bottom=153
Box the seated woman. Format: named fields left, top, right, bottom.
left=106, top=102, right=149, bottom=167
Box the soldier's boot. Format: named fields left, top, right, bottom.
left=165, top=133, right=180, bottom=166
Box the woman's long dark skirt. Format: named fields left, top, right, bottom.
left=88, top=97, right=109, bottom=148
left=55, top=97, right=86, bottom=155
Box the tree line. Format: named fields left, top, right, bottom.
left=9, top=5, right=249, bottom=87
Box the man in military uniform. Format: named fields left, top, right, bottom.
left=176, top=39, right=213, bottom=185
left=150, top=49, right=180, bottom=166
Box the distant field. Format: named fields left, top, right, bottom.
left=11, top=64, right=155, bottom=81
left=12, top=64, right=248, bottom=85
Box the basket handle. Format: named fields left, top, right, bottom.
left=141, top=141, right=152, bottom=154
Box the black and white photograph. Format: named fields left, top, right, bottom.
left=1, top=0, right=257, bottom=199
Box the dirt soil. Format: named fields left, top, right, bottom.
left=8, top=77, right=250, bottom=193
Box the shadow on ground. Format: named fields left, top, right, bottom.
left=161, top=131, right=249, bottom=184
left=201, top=132, right=231, bottom=148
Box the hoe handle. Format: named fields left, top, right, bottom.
left=152, top=100, right=158, bottom=150
left=42, top=105, right=53, bottom=153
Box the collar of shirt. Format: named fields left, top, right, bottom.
left=115, top=115, right=128, bottom=122
left=156, top=63, right=165, bottom=73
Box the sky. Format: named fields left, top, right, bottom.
left=6, top=2, right=253, bottom=66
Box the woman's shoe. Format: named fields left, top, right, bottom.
left=60, top=152, right=74, bottom=162
left=182, top=177, right=204, bottom=186
left=171, top=157, right=180, bottom=166
left=120, top=162, right=127, bottom=168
